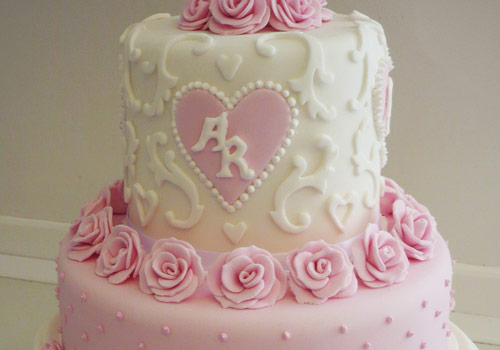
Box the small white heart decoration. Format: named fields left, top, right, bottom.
left=328, top=193, right=358, bottom=233
left=222, top=222, right=247, bottom=245
left=133, top=183, right=159, bottom=227
left=216, top=54, right=243, bottom=81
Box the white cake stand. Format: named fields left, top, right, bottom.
left=34, top=313, right=478, bottom=350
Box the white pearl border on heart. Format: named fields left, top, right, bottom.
left=171, top=80, right=299, bottom=213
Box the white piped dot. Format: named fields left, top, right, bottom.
left=248, top=82, right=255, bottom=90
left=194, top=167, right=201, bottom=175
left=283, top=138, right=291, bottom=147
left=205, top=181, right=213, bottom=188
left=211, top=188, right=219, bottom=196
left=241, top=87, right=249, bottom=94
left=272, top=156, right=281, bottom=164
left=209, top=86, right=217, bottom=94
left=234, top=201, right=242, bottom=209
left=260, top=172, right=268, bottom=180
left=188, top=82, right=194, bottom=89
left=254, top=179, right=262, bottom=188
left=291, top=119, right=299, bottom=128
left=265, top=81, right=274, bottom=89
left=227, top=205, right=235, bottom=213
left=288, top=129, right=295, bottom=137
left=202, top=83, right=210, bottom=90
left=292, top=108, right=299, bottom=118
left=266, top=164, right=275, bottom=172
left=288, top=97, right=296, bottom=107
left=247, top=186, right=255, bottom=194
left=235, top=91, right=242, bottom=99
left=256, top=80, right=264, bottom=88
left=217, top=195, right=224, bottom=203
left=282, top=90, right=290, bottom=98
left=181, top=86, right=188, bottom=93
left=189, top=161, right=196, bottom=169
left=278, top=148, right=286, bottom=156
left=240, top=193, right=249, bottom=202
left=216, top=91, right=225, bottom=99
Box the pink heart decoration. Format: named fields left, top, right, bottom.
left=175, top=88, right=292, bottom=205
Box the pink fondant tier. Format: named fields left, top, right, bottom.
left=57, top=232, right=453, bottom=350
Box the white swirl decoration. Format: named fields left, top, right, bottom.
left=270, top=135, right=338, bottom=234
left=348, top=10, right=389, bottom=112
left=146, top=131, right=204, bottom=229
left=122, top=121, right=139, bottom=203
left=256, top=32, right=336, bottom=121
left=351, top=118, right=381, bottom=209
left=120, top=14, right=214, bottom=117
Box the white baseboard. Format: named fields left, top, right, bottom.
left=1, top=215, right=499, bottom=320
left=451, top=312, right=500, bottom=346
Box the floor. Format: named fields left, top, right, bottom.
left=1, top=277, right=497, bottom=350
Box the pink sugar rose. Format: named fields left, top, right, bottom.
left=380, top=177, right=406, bottom=216
left=352, top=223, right=409, bottom=288
left=41, top=339, right=64, bottom=350
left=99, top=179, right=127, bottom=215
left=269, top=0, right=322, bottom=31
left=69, top=195, right=107, bottom=234
left=207, top=246, right=287, bottom=309
left=209, top=0, right=270, bottom=35
left=70, top=180, right=127, bottom=234
left=287, top=240, right=357, bottom=305
left=68, top=207, right=113, bottom=262
left=388, top=199, right=437, bottom=261
left=96, top=225, right=146, bottom=284
left=139, top=238, right=205, bottom=303
left=179, top=0, right=211, bottom=30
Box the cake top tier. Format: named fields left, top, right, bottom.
left=120, top=9, right=393, bottom=253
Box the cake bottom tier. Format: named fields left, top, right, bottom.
left=57, top=233, right=453, bottom=350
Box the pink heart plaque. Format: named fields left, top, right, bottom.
left=174, top=86, right=293, bottom=205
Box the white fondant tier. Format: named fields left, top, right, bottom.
left=57, top=232, right=454, bottom=350
left=120, top=12, right=391, bottom=253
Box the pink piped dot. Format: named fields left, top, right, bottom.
left=446, top=330, right=452, bottom=337
left=420, top=341, right=427, bottom=349
left=161, top=325, right=170, bottom=335
left=385, top=316, right=393, bottom=324
left=442, top=322, right=447, bottom=329
left=116, top=311, right=124, bottom=321
left=339, top=325, right=348, bottom=334
left=445, top=279, right=451, bottom=287
left=67, top=305, right=73, bottom=313
left=57, top=327, right=62, bottom=334
left=421, top=300, right=428, bottom=308
left=59, top=272, right=65, bottom=281
left=363, top=342, right=371, bottom=349
left=98, top=324, right=104, bottom=332
left=63, top=315, right=68, bottom=324
left=406, top=330, right=414, bottom=338
left=282, top=331, right=291, bottom=341
left=219, top=332, right=228, bottom=343
left=80, top=292, right=87, bottom=302
left=450, top=289, right=456, bottom=296
left=451, top=259, right=457, bottom=267
left=138, top=342, right=145, bottom=349
left=435, top=310, right=441, bottom=317
left=81, top=332, right=88, bottom=341
left=55, top=287, right=60, bottom=293
left=54, top=257, right=59, bottom=264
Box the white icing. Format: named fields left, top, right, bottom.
left=121, top=17, right=214, bottom=117
left=328, top=192, right=359, bottom=233
left=270, top=135, right=338, bottom=234
left=146, top=131, right=204, bottom=229
left=172, top=81, right=298, bottom=213
left=222, top=222, right=247, bottom=245
left=122, top=121, right=139, bottom=203
left=216, top=54, right=243, bottom=81
left=348, top=11, right=389, bottom=112
left=352, top=118, right=381, bottom=208
left=256, top=32, right=336, bottom=121
left=192, top=111, right=255, bottom=180
left=372, top=57, right=394, bottom=168
left=132, top=183, right=159, bottom=227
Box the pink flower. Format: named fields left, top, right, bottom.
left=68, top=207, right=113, bottom=262
left=139, top=238, right=205, bottom=303
left=380, top=177, right=406, bottom=216
left=352, top=223, right=409, bottom=288
left=69, top=195, right=107, bottom=234
left=269, top=0, right=322, bottom=31
left=287, top=240, right=357, bottom=304
left=96, top=225, right=146, bottom=284
left=209, top=0, right=270, bottom=35
left=388, top=200, right=437, bottom=261
left=179, top=0, right=211, bottom=30
left=70, top=180, right=127, bottom=234
left=207, top=246, right=287, bottom=309
left=99, top=179, right=127, bottom=215
left=42, top=339, right=64, bottom=350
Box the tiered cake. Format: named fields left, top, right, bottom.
left=50, top=1, right=457, bottom=349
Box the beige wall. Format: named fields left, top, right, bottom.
left=1, top=0, right=498, bottom=266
